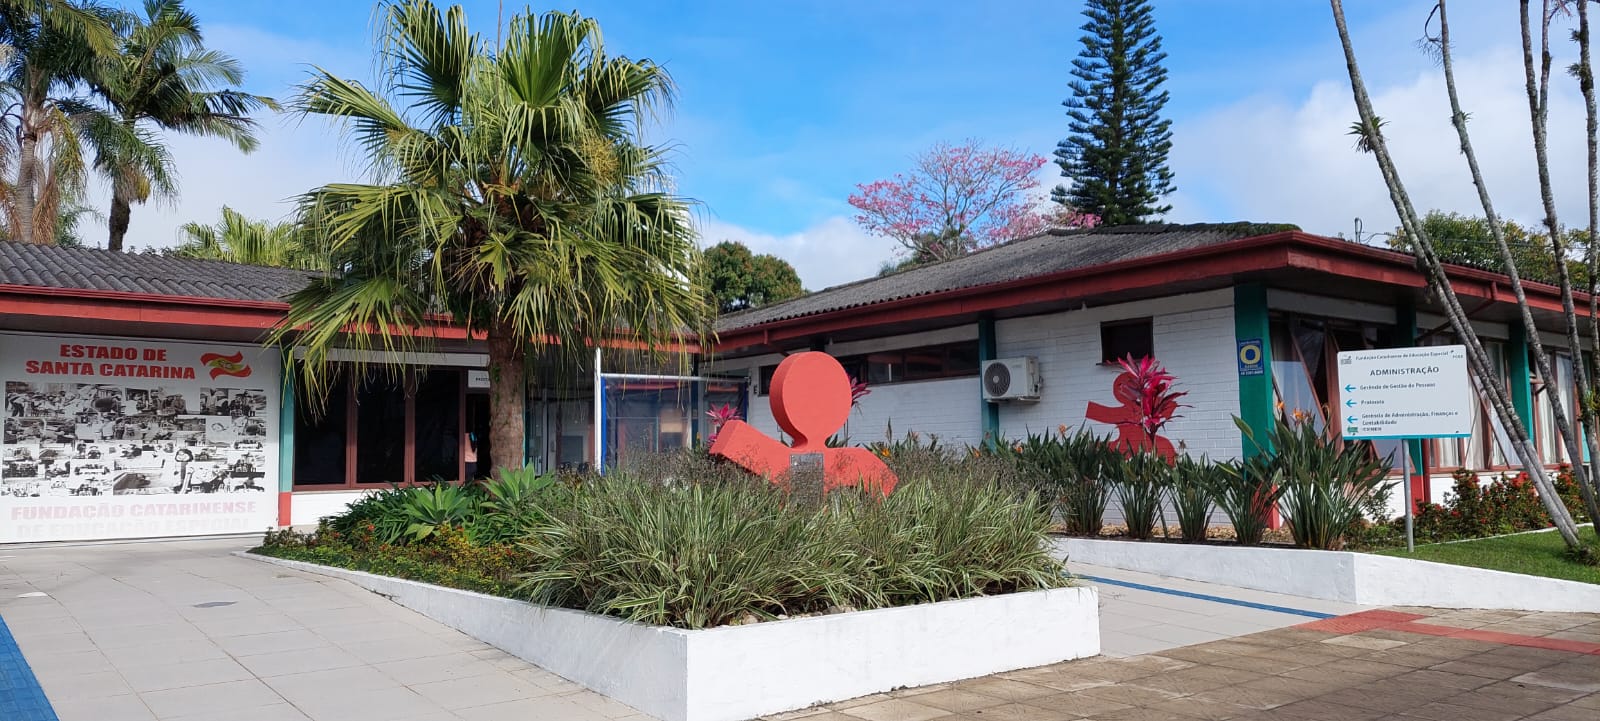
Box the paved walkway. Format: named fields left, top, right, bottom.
left=1067, top=563, right=1362, bottom=657
left=1, top=536, right=1595, bottom=721
left=798, top=607, right=1600, bottom=720
left=0, top=536, right=647, bottom=721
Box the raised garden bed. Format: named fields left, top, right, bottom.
left=245, top=551, right=1100, bottom=721
left=1056, top=535, right=1600, bottom=612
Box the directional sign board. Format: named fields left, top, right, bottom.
left=1337, top=345, right=1472, bottom=440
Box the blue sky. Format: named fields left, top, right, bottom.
left=119, top=1, right=1582, bottom=288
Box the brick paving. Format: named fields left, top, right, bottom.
left=787, top=607, right=1600, bottom=721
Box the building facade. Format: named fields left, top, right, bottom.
left=0, top=223, right=1587, bottom=542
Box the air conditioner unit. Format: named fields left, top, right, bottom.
left=982, top=357, right=1041, bottom=402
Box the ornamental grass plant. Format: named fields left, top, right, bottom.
left=515, top=455, right=1063, bottom=629
left=259, top=451, right=1066, bottom=631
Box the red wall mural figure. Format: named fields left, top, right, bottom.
left=709, top=352, right=898, bottom=494
left=1084, top=369, right=1178, bottom=461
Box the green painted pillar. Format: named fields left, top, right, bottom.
left=1508, top=319, right=1535, bottom=435
left=978, top=316, right=1000, bottom=448
left=1233, top=284, right=1274, bottom=460
left=277, top=362, right=296, bottom=526
left=1396, top=300, right=1425, bottom=477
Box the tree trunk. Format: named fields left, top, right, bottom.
left=1330, top=0, right=1584, bottom=549
left=486, top=318, right=528, bottom=479
left=1579, top=0, right=1600, bottom=530
left=107, top=193, right=131, bottom=252
left=15, top=122, right=39, bottom=244
left=1435, top=0, right=1599, bottom=536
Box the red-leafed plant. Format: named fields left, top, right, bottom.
left=705, top=403, right=741, bottom=445
left=849, top=376, right=871, bottom=406
left=1116, top=355, right=1189, bottom=445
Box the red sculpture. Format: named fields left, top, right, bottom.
left=710, top=352, right=898, bottom=495
left=1085, top=370, right=1179, bottom=461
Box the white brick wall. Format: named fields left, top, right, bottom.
left=710, top=291, right=1242, bottom=461
left=996, top=289, right=1242, bottom=462
left=842, top=378, right=982, bottom=447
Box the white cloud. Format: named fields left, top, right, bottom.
left=1170, top=44, right=1589, bottom=239
left=698, top=215, right=901, bottom=291
left=84, top=117, right=356, bottom=251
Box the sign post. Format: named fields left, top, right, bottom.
left=1337, top=345, right=1472, bottom=552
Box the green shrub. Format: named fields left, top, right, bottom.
left=1170, top=455, right=1220, bottom=543
left=256, top=525, right=527, bottom=596
left=1111, top=451, right=1170, bottom=540
left=1411, top=469, right=1580, bottom=543
left=514, top=462, right=1064, bottom=629
left=324, top=485, right=413, bottom=543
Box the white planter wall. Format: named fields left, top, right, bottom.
left=288, top=490, right=371, bottom=526
left=246, top=553, right=1100, bottom=721
left=1058, top=536, right=1600, bottom=612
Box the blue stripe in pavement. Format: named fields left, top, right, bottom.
left=0, top=611, right=59, bottom=721
left=1079, top=574, right=1335, bottom=620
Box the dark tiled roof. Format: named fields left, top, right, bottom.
left=715, top=222, right=1298, bottom=332
left=0, top=241, right=317, bottom=303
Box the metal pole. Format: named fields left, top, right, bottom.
left=1401, top=439, right=1414, bottom=552
left=593, top=347, right=603, bottom=473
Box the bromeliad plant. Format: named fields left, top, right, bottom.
left=1207, top=449, right=1281, bottom=546
left=1170, top=454, right=1221, bottom=543
left=1232, top=414, right=1395, bottom=550
left=1111, top=450, right=1170, bottom=540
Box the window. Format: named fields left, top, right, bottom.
left=1100, top=319, right=1153, bottom=364
left=293, top=375, right=350, bottom=486
left=292, top=364, right=476, bottom=488
left=1268, top=312, right=1404, bottom=472
left=754, top=341, right=981, bottom=394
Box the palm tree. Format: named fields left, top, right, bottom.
left=93, top=0, right=277, bottom=252
left=172, top=205, right=318, bottom=269
left=272, top=1, right=708, bottom=474
left=0, top=0, right=119, bottom=244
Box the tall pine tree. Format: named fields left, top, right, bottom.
left=1054, top=0, right=1175, bottom=225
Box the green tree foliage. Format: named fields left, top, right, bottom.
left=93, top=0, right=278, bottom=252
left=171, top=205, right=319, bottom=269
left=271, top=1, right=708, bottom=474
left=703, top=240, right=802, bottom=313
left=1388, top=211, right=1591, bottom=287
left=1054, top=0, right=1175, bottom=225
left=0, top=0, right=119, bottom=244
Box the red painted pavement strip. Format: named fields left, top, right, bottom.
left=1296, top=609, right=1428, bottom=634
left=1297, top=610, right=1600, bottom=656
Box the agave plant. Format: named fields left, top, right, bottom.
left=402, top=483, right=478, bottom=541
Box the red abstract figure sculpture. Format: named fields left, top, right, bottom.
left=1085, top=370, right=1178, bottom=461
left=709, top=352, right=899, bottom=495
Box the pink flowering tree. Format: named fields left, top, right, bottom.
left=848, top=141, right=1098, bottom=264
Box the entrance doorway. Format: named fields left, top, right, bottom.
left=465, top=393, right=491, bottom=480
